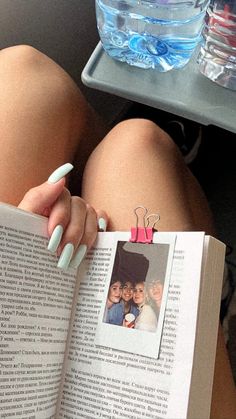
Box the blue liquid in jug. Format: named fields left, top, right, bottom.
left=96, top=0, right=209, bottom=71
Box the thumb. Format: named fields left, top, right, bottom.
left=18, top=178, right=65, bottom=215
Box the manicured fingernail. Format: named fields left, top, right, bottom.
left=47, top=225, right=64, bottom=253
left=69, top=244, right=87, bottom=269
left=57, top=243, right=74, bottom=269
left=48, top=163, right=73, bottom=184
left=98, top=218, right=107, bottom=232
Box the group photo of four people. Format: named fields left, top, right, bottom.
left=103, top=242, right=164, bottom=333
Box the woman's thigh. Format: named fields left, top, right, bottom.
left=82, top=117, right=236, bottom=418
left=0, top=45, right=106, bottom=205
left=82, top=118, right=215, bottom=234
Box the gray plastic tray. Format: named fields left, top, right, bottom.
left=82, top=42, right=236, bottom=133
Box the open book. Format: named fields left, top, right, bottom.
left=0, top=203, right=225, bottom=419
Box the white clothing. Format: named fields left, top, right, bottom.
left=135, top=304, right=158, bottom=332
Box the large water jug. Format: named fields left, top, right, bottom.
left=96, top=0, right=210, bottom=72
left=198, top=0, right=236, bottom=90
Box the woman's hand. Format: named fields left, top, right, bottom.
left=18, top=163, right=108, bottom=270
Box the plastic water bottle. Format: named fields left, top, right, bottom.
left=95, top=0, right=210, bottom=72
left=198, top=1, right=236, bottom=90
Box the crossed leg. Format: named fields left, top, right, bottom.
left=0, top=45, right=106, bottom=205
left=82, top=119, right=236, bottom=418
left=82, top=118, right=215, bottom=234
left=0, top=45, right=235, bottom=418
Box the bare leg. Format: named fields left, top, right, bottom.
left=0, top=45, right=106, bottom=205
left=82, top=119, right=215, bottom=234
left=82, top=119, right=236, bottom=418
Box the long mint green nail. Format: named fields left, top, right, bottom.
left=48, top=163, right=73, bottom=184
left=98, top=217, right=107, bottom=232
left=69, top=244, right=87, bottom=269
left=57, top=243, right=74, bottom=270
left=47, top=225, right=64, bottom=253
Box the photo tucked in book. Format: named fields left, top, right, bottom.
left=98, top=239, right=175, bottom=358
left=0, top=203, right=225, bottom=419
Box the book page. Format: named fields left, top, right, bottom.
left=59, top=231, right=205, bottom=419
left=0, top=204, right=77, bottom=419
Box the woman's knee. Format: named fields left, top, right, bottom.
left=0, top=45, right=51, bottom=74
left=83, top=118, right=182, bottom=187
left=98, top=118, right=179, bottom=160
left=0, top=44, right=83, bottom=103
left=0, top=44, right=89, bottom=138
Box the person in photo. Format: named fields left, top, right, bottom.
left=111, top=243, right=149, bottom=327
left=121, top=280, right=139, bottom=327
left=103, top=279, right=123, bottom=325
left=146, top=279, right=164, bottom=321
left=121, top=280, right=139, bottom=317
left=133, top=281, right=158, bottom=333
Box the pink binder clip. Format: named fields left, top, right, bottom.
left=129, top=206, right=160, bottom=244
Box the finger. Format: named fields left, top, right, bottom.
left=82, top=205, right=98, bottom=249
left=18, top=162, right=73, bottom=215
left=96, top=209, right=109, bottom=232
left=47, top=163, right=73, bottom=184
left=18, top=179, right=65, bottom=215
left=69, top=205, right=98, bottom=269
left=57, top=197, right=87, bottom=270
left=47, top=188, right=71, bottom=253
